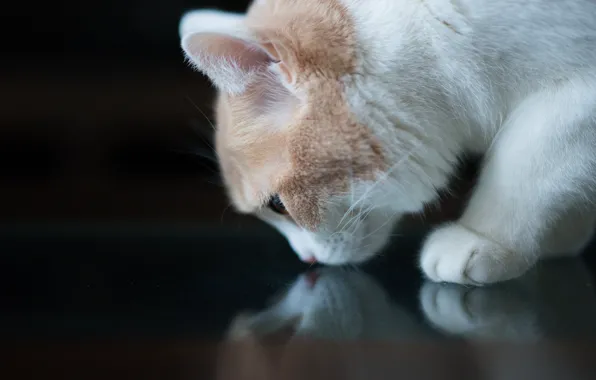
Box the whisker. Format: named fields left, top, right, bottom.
left=220, top=202, right=233, bottom=224
left=336, top=142, right=425, bottom=231
left=185, top=97, right=219, bottom=166
left=171, top=146, right=218, bottom=163
left=359, top=209, right=402, bottom=242
left=186, top=96, right=216, bottom=131
left=343, top=204, right=374, bottom=234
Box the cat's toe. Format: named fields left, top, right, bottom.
left=419, top=223, right=531, bottom=285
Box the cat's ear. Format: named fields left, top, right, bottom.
left=179, top=10, right=296, bottom=95
left=181, top=32, right=275, bottom=94
left=259, top=41, right=295, bottom=88
left=179, top=10, right=247, bottom=39
left=180, top=10, right=275, bottom=94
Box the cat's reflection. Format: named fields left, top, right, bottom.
left=420, top=259, right=596, bottom=342
left=220, top=262, right=596, bottom=380
left=420, top=260, right=596, bottom=380
left=227, top=268, right=433, bottom=342
left=219, top=269, right=454, bottom=380
left=227, top=260, right=596, bottom=343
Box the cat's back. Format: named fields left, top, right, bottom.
left=461, top=0, right=596, bottom=77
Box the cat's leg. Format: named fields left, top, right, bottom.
left=420, top=80, right=596, bottom=285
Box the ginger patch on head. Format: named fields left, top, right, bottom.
left=279, top=83, right=386, bottom=230
left=202, top=0, right=386, bottom=230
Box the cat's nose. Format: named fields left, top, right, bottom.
left=303, top=256, right=318, bottom=264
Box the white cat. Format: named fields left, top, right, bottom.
left=179, top=0, right=596, bottom=285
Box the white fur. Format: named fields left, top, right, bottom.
left=336, top=0, right=596, bottom=283
left=180, top=0, right=596, bottom=284
left=257, top=205, right=399, bottom=265
left=179, top=10, right=246, bottom=37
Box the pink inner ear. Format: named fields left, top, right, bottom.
left=185, top=33, right=273, bottom=73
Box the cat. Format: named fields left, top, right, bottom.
left=179, top=0, right=596, bottom=285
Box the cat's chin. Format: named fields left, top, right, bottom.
left=314, top=250, right=378, bottom=266
left=315, top=244, right=389, bottom=266
left=258, top=205, right=401, bottom=266
left=303, top=212, right=400, bottom=266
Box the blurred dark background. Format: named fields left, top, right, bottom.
left=0, top=0, right=255, bottom=226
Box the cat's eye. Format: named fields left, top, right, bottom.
left=268, top=194, right=288, bottom=215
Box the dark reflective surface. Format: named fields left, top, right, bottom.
left=2, top=227, right=596, bottom=379
left=228, top=261, right=596, bottom=343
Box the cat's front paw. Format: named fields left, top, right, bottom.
left=419, top=223, right=532, bottom=285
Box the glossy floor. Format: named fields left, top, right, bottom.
left=2, top=225, right=596, bottom=380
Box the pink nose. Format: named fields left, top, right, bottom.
left=304, top=256, right=318, bottom=264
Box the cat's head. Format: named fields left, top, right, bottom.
left=179, top=2, right=422, bottom=264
